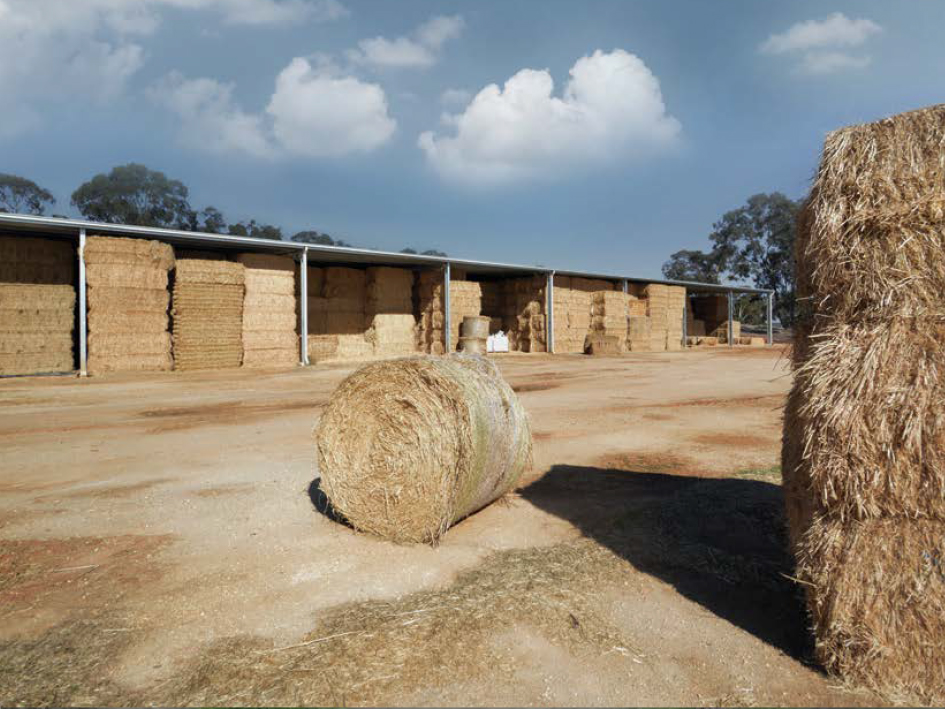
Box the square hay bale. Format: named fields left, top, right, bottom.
left=783, top=105, right=945, bottom=704
left=172, top=260, right=245, bottom=371
left=239, top=253, right=296, bottom=368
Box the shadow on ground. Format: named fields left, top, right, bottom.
left=518, top=465, right=813, bottom=662
left=307, top=477, right=350, bottom=527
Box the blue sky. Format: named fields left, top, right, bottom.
left=3, top=0, right=944, bottom=278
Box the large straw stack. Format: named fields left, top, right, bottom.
left=0, top=237, right=75, bottom=375
left=317, top=355, right=533, bottom=543
left=590, top=291, right=628, bottom=352
left=783, top=106, right=945, bottom=704
left=323, top=267, right=366, bottom=335
left=416, top=271, right=445, bottom=355
left=172, top=259, right=244, bottom=370
left=645, top=284, right=685, bottom=351
left=365, top=267, right=416, bottom=357
left=503, top=277, right=546, bottom=352
left=238, top=253, right=297, bottom=368
left=551, top=276, right=591, bottom=354
left=448, top=280, right=482, bottom=350
left=84, top=236, right=174, bottom=373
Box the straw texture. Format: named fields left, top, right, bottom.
left=317, top=355, right=533, bottom=543
left=783, top=104, right=945, bottom=704
left=84, top=236, right=174, bottom=374
left=172, top=259, right=244, bottom=370
left=237, top=253, right=297, bottom=368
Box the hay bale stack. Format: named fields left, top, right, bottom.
left=366, top=314, right=417, bottom=358
left=322, top=267, right=367, bottom=336
left=503, top=277, right=546, bottom=352
left=448, top=280, right=482, bottom=350
left=783, top=105, right=945, bottom=704
left=645, top=284, right=685, bottom=351
left=416, top=271, right=445, bottom=354
left=317, top=355, right=533, bottom=543
left=237, top=253, right=297, bottom=368
left=364, top=267, right=416, bottom=357
left=84, top=236, right=174, bottom=373
left=0, top=237, right=75, bottom=375
left=479, top=281, right=502, bottom=322
left=590, top=291, right=628, bottom=352
left=626, top=295, right=653, bottom=351
left=172, top=259, right=244, bottom=370
left=551, top=275, right=591, bottom=354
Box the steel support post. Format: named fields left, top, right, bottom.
left=299, top=249, right=309, bottom=365
left=546, top=271, right=555, bottom=354
left=682, top=294, right=688, bottom=347
left=443, top=262, right=451, bottom=354
left=767, top=292, right=774, bottom=346
left=727, top=290, right=734, bottom=348
left=78, top=228, right=88, bottom=376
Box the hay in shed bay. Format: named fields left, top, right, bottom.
left=237, top=253, right=297, bottom=368
left=84, top=236, right=174, bottom=374
left=317, top=355, right=533, bottom=543
left=783, top=104, right=945, bottom=703
left=171, top=259, right=244, bottom=370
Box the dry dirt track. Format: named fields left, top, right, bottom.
left=0, top=348, right=882, bottom=707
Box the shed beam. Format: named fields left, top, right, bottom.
left=78, top=228, right=88, bottom=376
left=299, top=248, right=309, bottom=365
left=546, top=271, right=555, bottom=354
left=443, top=262, right=451, bottom=354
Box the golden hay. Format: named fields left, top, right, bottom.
left=85, top=264, right=168, bottom=290
left=784, top=104, right=945, bottom=703
left=84, top=235, right=174, bottom=270
left=235, top=253, right=295, bottom=272
left=317, top=355, right=533, bottom=544
left=174, top=259, right=245, bottom=285
left=0, top=352, right=74, bottom=375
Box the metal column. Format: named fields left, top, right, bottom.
left=443, top=262, right=451, bottom=354
left=727, top=290, right=734, bottom=348
left=78, top=228, right=88, bottom=376
left=621, top=279, right=628, bottom=294
left=546, top=271, right=555, bottom=354
left=299, top=248, right=309, bottom=365
left=682, top=294, right=688, bottom=347
left=766, top=292, right=774, bottom=346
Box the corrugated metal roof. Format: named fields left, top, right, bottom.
left=0, top=213, right=771, bottom=295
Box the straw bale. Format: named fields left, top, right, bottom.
left=0, top=332, right=73, bottom=354
left=308, top=334, right=339, bottom=362
left=175, top=259, right=245, bottom=285
left=89, top=332, right=170, bottom=355
left=317, top=355, right=532, bottom=543
left=88, top=311, right=168, bottom=334
left=0, top=308, right=73, bottom=333
left=245, top=311, right=296, bottom=331
left=242, top=348, right=298, bottom=368
left=0, top=352, right=74, bottom=375
left=88, top=353, right=172, bottom=373
left=327, top=311, right=368, bottom=334
left=243, top=272, right=295, bottom=295
left=85, top=264, right=168, bottom=290
left=241, top=293, right=294, bottom=312
left=242, top=331, right=298, bottom=350
left=236, top=253, right=295, bottom=272
left=87, top=286, right=168, bottom=313
left=0, top=260, right=73, bottom=285
left=334, top=334, right=375, bottom=359
left=84, top=236, right=174, bottom=270
left=0, top=284, right=75, bottom=310
left=0, top=235, right=72, bottom=265
left=324, top=267, right=366, bottom=298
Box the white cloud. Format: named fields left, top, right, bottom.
left=267, top=57, right=396, bottom=156
left=348, top=14, right=464, bottom=69
left=147, top=72, right=273, bottom=158
left=440, top=88, right=472, bottom=106
left=760, top=13, right=881, bottom=75
left=150, top=57, right=396, bottom=158
left=418, top=49, right=681, bottom=187
left=0, top=0, right=349, bottom=138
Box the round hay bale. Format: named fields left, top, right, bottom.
left=457, top=336, right=486, bottom=355
left=460, top=315, right=490, bottom=339
left=316, top=355, right=533, bottom=543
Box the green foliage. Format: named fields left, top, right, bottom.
left=0, top=173, right=55, bottom=215
left=662, top=192, right=802, bottom=326
left=401, top=247, right=448, bottom=257
left=71, top=163, right=193, bottom=228
left=290, top=230, right=352, bottom=247
left=227, top=220, right=282, bottom=240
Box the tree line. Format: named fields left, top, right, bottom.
left=0, top=164, right=447, bottom=256
left=661, top=192, right=801, bottom=327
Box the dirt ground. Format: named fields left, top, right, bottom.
left=0, top=347, right=883, bottom=707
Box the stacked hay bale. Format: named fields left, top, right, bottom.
left=307, top=266, right=373, bottom=362
left=448, top=279, right=482, bottom=350
left=0, top=237, right=75, bottom=375
left=645, top=284, right=685, bottom=351
left=457, top=315, right=489, bottom=354
left=503, top=277, right=546, bottom=352
left=84, top=236, right=174, bottom=373
left=783, top=106, right=945, bottom=704
left=416, top=271, right=445, bottom=355
left=551, top=276, right=590, bottom=354
left=237, top=253, right=297, bottom=368
left=171, top=259, right=244, bottom=370
left=627, top=294, right=653, bottom=351
left=317, top=355, right=533, bottom=544
left=589, top=290, right=628, bottom=353
left=365, top=267, right=416, bottom=357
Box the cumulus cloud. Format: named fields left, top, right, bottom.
left=418, top=49, right=681, bottom=186
left=760, top=12, right=881, bottom=75
left=0, top=0, right=349, bottom=138
left=149, top=58, right=395, bottom=158
left=348, top=14, right=464, bottom=69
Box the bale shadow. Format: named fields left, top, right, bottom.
left=518, top=465, right=814, bottom=662
left=307, top=477, right=351, bottom=528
